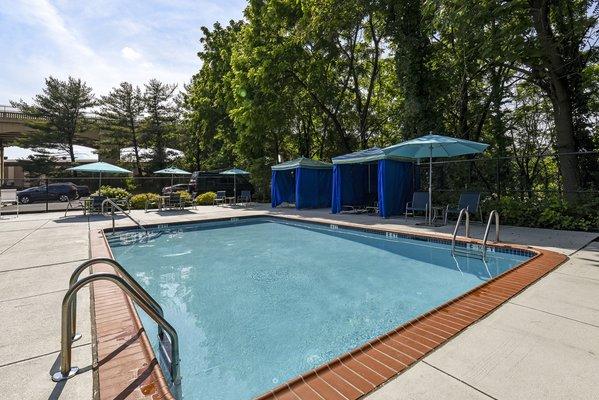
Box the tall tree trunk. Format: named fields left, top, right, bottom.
left=529, top=0, right=580, bottom=201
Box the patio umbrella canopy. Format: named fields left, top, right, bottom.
left=220, top=168, right=251, bottom=200
left=67, top=162, right=132, bottom=195
left=383, top=133, right=489, bottom=224
left=154, top=167, right=191, bottom=189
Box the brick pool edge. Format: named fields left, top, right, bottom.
left=90, top=217, right=568, bottom=400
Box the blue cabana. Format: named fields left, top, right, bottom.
left=271, top=157, right=333, bottom=209
left=331, top=148, right=416, bottom=218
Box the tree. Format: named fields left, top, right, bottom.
left=387, top=0, right=441, bottom=137
left=10, top=76, right=95, bottom=163
left=499, top=0, right=598, bottom=201
left=98, top=82, right=145, bottom=175
left=142, top=79, right=178, bottom=169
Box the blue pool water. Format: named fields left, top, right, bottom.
left=108, top=218, right=530, bottom=400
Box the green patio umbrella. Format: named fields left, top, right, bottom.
left=383, top=134, right=489, bottom=224
left=220, top=168, right=250, bottom=201
left=154, top=167, right=191, bottom=190
left=66, top=162, right=132, bottom=195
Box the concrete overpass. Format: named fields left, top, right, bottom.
left=0, top=105, right=103, bottom=181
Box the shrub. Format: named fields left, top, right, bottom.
left=94, top=185, right=130, bottom=199
left=195, top=191, right=216, bottom=205
left=482, top=194, right=599, bottom=232
left=176, top=190, right=191, bottom=203
left=129, top=193, right=161, bottom=209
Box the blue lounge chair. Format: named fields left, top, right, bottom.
left=214, top=191, right=226, bottom=206
left=405, top=191, right=429, bottom=220
left=239, top=190, right=252, bottom=206
left=444, top=192, right=482, bottom=223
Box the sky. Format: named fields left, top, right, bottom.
left=0, top=0, right=246, bottom=105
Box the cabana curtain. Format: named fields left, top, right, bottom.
left=271, top=157, right=333, bottom=209
left=271, top=170, right=295, bottom=207
left=377, top=159, right=414, bottom=218
left=331, top=148, right=416, bottom=218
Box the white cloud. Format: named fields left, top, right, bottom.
left=0, top=0, right=247, bottom=103
left=121, top=46, right=142, bottom=61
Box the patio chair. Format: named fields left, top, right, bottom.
left=444, top=192, right=482, bottom=224
left=0, top=189, right=19, bottom=218
left=164, top=193, right=184, bottom=210
left=214, top=191, right=226, bottom=206
left=405, top=191, right=429, bottom=221
left=84, top=196, right=107, bottom=215
left=185, top=192, right=197, bottom=210
left=341, top=205, right=368, bottom=214
left=366, top=201, right=379, bottom=215
left=238, top=190, right=251, bottom=206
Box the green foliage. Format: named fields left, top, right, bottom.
left=122, top=176, right=138, bottom=193
left=129, top=193, right=161, bottom=209
left=483, top=195, right=599, bottom=232
left=176, top=190, right=191, bottom=202
left=98, top=82, right=145, bottom=175
left=94, top=186, right=131, bottom=199
left=11, top=76, right=95, bottom=162
left=195, top=191, right=217, bottom=205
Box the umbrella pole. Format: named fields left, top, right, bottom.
left=428, top=147, right=433, bottom=225
left=234, top=175, right=237, bottom=203
left=99, top=172, right=102, bottom=196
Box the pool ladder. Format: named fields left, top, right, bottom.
left=451, top=209, right=500, bottom=260
left=52, top=258, right=180, bottom=385
left=102, top=198, right=147, bottom=233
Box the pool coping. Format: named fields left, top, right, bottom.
left=90, top=215, right=568, bottom=400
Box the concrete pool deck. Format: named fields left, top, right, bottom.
left=0, top=205, right=597, bottom=399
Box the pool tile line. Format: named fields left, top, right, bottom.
left=92, top=216, right=566, bottom=400
left=89, top=229, right=175, bottom=400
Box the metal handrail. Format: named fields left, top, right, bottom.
left=68, top=258, right=164, bottom=341
left=451, top=208, right=470, bottom=255
left=52, top=273, right=181, bottom=384
left=482, top=210, right=500, bottom=259
left=101, top=198, right=146, bottom=232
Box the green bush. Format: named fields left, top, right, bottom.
left=482, top=194, right=599, bottom=232
left=195, top=191, right=217, bottom=205
left=94, top=185, right=130, bottom=199
left=176, top=190, right=192, bottom=203
left=129, top=193, right=161, bottom=209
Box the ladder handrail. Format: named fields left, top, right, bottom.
left=451, top=208, right=470, bottom=255
left=52, top=273, right=181, bottom=384
left=68, top=258, right=163, bottom=340
left=482, top=210, right=500, bottom=259
left=101, top=198, right=146, bottom=232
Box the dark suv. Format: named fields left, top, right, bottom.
left=17, top=183, right=78, bottom=204
left=188, top=171, right=253, bottom=196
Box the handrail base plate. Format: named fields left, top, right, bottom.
left=52, top=367, right=79, bottom=382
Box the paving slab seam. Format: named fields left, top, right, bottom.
left=0, top=342, right=92, bottom=369
left=0, top=219, right=50, bottom=255
left=420, top=361, right=499, bottom=400
left=0, top=288, right=70, bottom=303
left=0, top=258, right=89, bottom=274
left=507, top=301, right=599, bottom=329
left=553, top=270, right=599, bottom=282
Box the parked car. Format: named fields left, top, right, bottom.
left=76, top=185, right=91, bottom=198
left=188, top=171, right=253, bottom=196
left=161, top=183, right=190, bottom=195
left=17, top=183, right=78, bottom=204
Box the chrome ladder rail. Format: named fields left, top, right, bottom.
left=482, top=210, right=500, bottom=259
left=68, top=258, right=164, bottom=342
left=52, top=273, right=181, bottom=384
left=101, top=198, right=146, bottom=232
left=451, top=208, right=470, bottom=256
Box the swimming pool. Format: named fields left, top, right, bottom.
left=108, top=217, right=532, bottom=400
